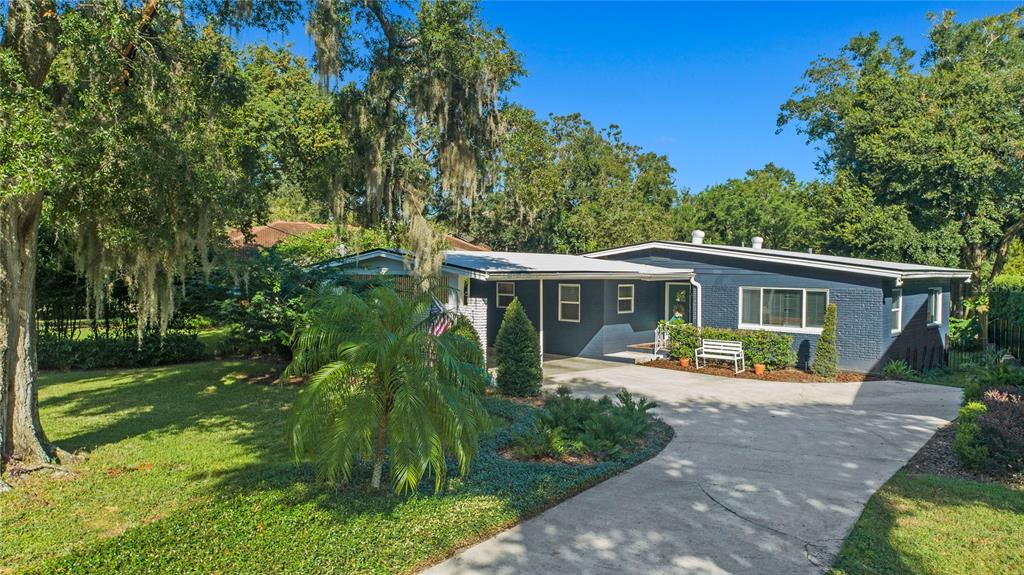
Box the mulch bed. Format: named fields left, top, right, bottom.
left=904, top=422, right=1023, bottom=486
left=642, top=358, right=882, bottom=383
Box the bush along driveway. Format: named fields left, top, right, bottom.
left=426, top=363, right=961, bottom=575
left=1, top=361, right=670, bottom=575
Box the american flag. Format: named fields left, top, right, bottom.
left=430, top=314, right=453, bottom=336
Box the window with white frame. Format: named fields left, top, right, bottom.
left=617, top=284, right=634, bottom=314
left=739, top=287, right=828, bottom=331
left=496, top=282, right=515, bottom=308
left=559, top=284, right=581, bottom=322
left=927, top=287, right=942, bottom=325
left=462, top=278, right=471, bottom=306
left=891, top=288, right=903, bottom=334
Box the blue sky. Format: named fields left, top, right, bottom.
left=238, top=1, right=1017, bottom=193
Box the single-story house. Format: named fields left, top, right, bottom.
left=325, top=230, right=972, bottom=373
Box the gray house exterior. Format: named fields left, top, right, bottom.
left=326, top=234, right=970, bottom=373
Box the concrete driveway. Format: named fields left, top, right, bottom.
left=425, top=361, right=961, bottom=575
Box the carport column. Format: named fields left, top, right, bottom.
left=539, top=279, right=545, bottom=360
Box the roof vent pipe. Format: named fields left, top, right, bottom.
left=691, top=230, right=705, bottom=245
left=751, top=236, right=764, bottom=250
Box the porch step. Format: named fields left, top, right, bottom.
left=602, top=350, right=660, bottom=365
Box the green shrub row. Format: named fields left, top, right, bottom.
left=954, top=401, right=989, bottom=470
left=989, top=274, right=1024, bottom=324
left=658, top=320, right=795, bottom=370
left=38, top=332, right=209, bottom=370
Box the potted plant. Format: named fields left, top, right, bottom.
left=679, top=354, right=691, bottom=368
left=749, top=350, right=767, bottom=375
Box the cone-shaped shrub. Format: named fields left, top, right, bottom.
left=496, top=298, right=542, bottom=397
left=812, top=303, right=839, bottom=379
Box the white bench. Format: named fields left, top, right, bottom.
left=694, top=339, right=745, bottom=373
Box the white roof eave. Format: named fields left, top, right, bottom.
left=483, top=271, right=694, bottom=281
left=586, top=242, right=972, bottom=281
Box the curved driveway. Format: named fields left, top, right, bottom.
left=425, top=360, right=961, bottom=575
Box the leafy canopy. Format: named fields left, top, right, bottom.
left=779, top=7, right=1024, bottom=284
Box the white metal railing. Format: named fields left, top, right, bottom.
left=654, top=325, right=671, bottom=359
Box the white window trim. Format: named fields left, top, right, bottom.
left=558, top=283, right=581, bottom=323
left=737, top=286, right=829, bottom=335
left=617, top=283, right=635, bottom=314
left=891, top=288, right=903, bottom=334
left=928, top=287, right=943, bottom=327
left=496, top=282, right=515, bottom=309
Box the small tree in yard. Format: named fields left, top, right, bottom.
left=287, top=286, right=489, bottom=493
left=496, top=298, right=542, bottom=397
left=812, top=303, right=839, bottom=379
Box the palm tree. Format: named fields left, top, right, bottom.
left=286, top=285, right=489, bottom=493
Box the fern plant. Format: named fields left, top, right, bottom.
left=287, top=286, right=489, bottom=493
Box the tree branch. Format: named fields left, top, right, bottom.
left=120, top=0, right=160, bottom=86
left=364, top=0, right=416, bottom=50
left=989, top=217, right=1024, bottom=282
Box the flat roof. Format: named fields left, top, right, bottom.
left=586, top=241, right=972, bottom=281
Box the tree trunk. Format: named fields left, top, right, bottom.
left=370, top=413, right=388, bottom=490
left=1, top=193, right=53, bottom=484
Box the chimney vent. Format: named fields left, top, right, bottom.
left=691, top=230, right=705, bottom=245
left=751, top=236, right=764, bottom=250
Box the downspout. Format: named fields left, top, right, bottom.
left=539, top=279, right=545, bottom=362
left=691, top=276, right=703, bottom=327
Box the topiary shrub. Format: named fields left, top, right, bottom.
left=495, top=298, right=542, bottom=397
left=811, top=303, right=839, bottom=379
left=658, top=320, right=795, bottom=370
left=954, top=401, right=989, bottom=470
left=977, top=387, right=1024, bottom=475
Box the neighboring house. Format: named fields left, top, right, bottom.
left=326, top=231, right=971, bottom=373
left=228, top=220, right=488, bottom=251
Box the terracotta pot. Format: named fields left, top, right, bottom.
left=754, top=363, right=766, bottom=375
left=679, top=358, right=691, bottom=368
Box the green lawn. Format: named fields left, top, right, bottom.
left=1, top=361, right=669, bottom=574
left=829, top=472, right=1024, bottom=575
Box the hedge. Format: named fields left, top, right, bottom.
left=658, top=321, right=795, bottom=370
left=38, top=332, right=209, bottom=370
left=989, top=275, right=1024, bottom=324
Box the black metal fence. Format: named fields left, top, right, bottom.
left=946, top=318, right=1023, bottom=371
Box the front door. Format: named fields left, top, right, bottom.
left=665, top=283, right=692, bottom=322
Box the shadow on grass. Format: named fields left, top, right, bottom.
left=41, top=360, right=288, bottom=454
left=829, top=471, right=1024, bottom=575
left=29, top=365, right=673, bottom=575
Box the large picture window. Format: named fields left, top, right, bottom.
left=928, top=287, right=942, bottom=326
left=559, top=284, right=581, bottom=322
left=617, top=284, right=634, bottom=314
left=496, top=282, right=515, bottom=308
left=891, top=288, right=902, bottom=334
left=739, top=287, right=828, bottom=331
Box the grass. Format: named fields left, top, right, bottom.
left=829, top=472, right=1024, bottom=575
left=1, top=361, right=670, bottom=574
